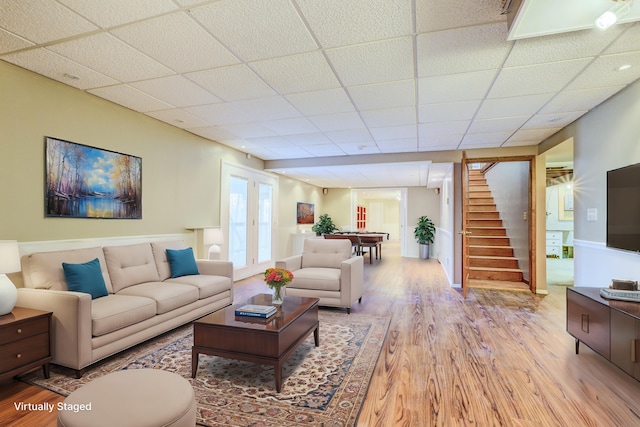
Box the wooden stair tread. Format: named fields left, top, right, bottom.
left=469, top=266, right=523, bottom=273
left=469, top=255, right=517, bottom=260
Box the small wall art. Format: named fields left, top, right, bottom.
left=296, top=202, right=314, bottom=224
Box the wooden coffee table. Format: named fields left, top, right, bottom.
left=192, top=294, right=319, bottom=392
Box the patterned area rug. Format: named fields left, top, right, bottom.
left=20, top=311, right=389, bottom=427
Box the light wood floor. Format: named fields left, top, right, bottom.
left=3, top=242, right=640, bottom=426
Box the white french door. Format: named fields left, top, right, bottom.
left=221, top=161, right=278, bottom=280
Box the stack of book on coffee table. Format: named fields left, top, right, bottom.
left=235, top=304, right=277, bottom=318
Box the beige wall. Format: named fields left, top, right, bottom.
left=0, top=61, right=262, bottom=242
left=322, top=188, right=352, bottom=230
left=276, top=176, right=324, bottom=258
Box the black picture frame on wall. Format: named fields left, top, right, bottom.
left=45, top=136, right=142, bottom=219
left=296, top=202, right=314, bottom=224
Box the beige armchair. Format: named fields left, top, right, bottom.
left=276, top=239, right=364, bottom=314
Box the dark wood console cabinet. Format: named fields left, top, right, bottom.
left=567, top=287, right=640, bottom=381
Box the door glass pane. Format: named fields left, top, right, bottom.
left=229, top=176, right=248, bottom=267
left=257, top=183, right=272, bottom=263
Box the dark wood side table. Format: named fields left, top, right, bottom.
left=0, top=307, right=52, bottom=382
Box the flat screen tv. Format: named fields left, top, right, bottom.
left=607, top=162, right=640, bottom=252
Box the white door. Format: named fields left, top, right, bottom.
left=221, top=162, right=278, bottom=280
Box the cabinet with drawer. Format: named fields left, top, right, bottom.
left=546, top=231, right=563, bottom=258
left=567, top=287, right=640, bottom=383
left=0, top=306, right=52, bottom=381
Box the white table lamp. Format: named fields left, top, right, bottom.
left=0, top=240, right=21, bottom=315
left=204, top=228, right=224, bottom=260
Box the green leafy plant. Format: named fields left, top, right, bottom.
left=414, top=216, right=436, bottom=244
left=312, top=213, right=338, bottom=236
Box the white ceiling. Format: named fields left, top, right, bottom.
left=1, top=0, right=640, bottom=188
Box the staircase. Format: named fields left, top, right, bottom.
left=467, top=170, right=523, bottom=282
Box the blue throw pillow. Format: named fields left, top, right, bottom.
left=166, top=247, right=200, bottom=278
left=62, top=258, right=109, bottom=300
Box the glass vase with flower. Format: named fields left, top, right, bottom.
left=264, top=267, right=294, bottom=304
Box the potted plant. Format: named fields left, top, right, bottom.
left=312, top=213, right=338, bottom=236
left=414, top=216, right=435, bottom=259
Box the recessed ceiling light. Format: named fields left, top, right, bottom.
left=175, top=119, right=184, bottom=123
left=64, top=73, right=80, bottom=80
left=615, top=64, right=632, bottom=71
left=548, top=117, right=561, bottom=123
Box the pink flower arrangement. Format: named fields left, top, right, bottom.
left=264, top=268, right=294, bottom=303
left=264, top=267, right=294, bottom=288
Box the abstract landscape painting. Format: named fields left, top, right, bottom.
left=45, top=137, right=142, bottom=219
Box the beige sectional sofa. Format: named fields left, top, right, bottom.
left=16, top=240, right=233, bottom=377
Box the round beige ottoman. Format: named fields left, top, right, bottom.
left=57, top=369, right=196, bottom=427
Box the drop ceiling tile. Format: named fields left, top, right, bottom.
left=418, top=69, right=498, bottom=104
left=348, top=79, right=415, bottom=110
left=605, top=23, right=640, bottom=55
left=377, top=139, right=419, bottom=153
left=269, top=145, right=315, bottom=159
left=59, top=0, right=178, bottom=28
left=334, top=142, right=381, bottom=155
left=219, top=123, right=278, bottom=139
left=285, top=88, right=355, bottom=116
left=327, top=37, right=414, bottom=86
left=540, top=86, right=623, bottom=114
left=285, top=133, right=332, bottom=145
left=0, top=29, right=33, bottom=54
left=1, top=48, right=118, bottom=89
left=419, top=121, right=470, bottom=138
left=462, top=131, right=514, bottom=145
left=185, top=103, right=253, bottom=126
left=308, top=112, right=366, bottom=132
left=111, top=12, right=240, bottom=73
left=417, top=23, right=512, bottom=78
left=418, top=134, right=462, bottom=149
left=300, top=144, right=346, bottom=157
left=522, top=111, right=587, bottom=129
left=370, top=125, right=416, bottom=141
left=489, top=58, right=592, bottom=98
left=250, top=51, right=341, bottom=94
left=48, top=33, right=174, bottom=82
left=566, top=51, right=640, bottom=91
left=458, top=140, right=503, bottom=149
left=190, top=0, right=317, bottom=61
left=146, top=109, right=210, bottom=129
left=261, top=117, right=319, bottom=135
left=416, top=0, right=506, bottom=33
left=131, top=75, right=221, bottom=108
left=361, top=106, right=416, bottom=128
left=295, top=0, right=412, bottom=48
left=502, top=139, right=539, bottom=147
left=475, top=93, right=554, bottom=119
left=325, top=128, right=372, bottom=143
left=185, top=64, right=276, bottom=101
left=505, top=27, right=625, bottom=67
left=188, top=126, right=238, bottom=142
left=88, top=85, right=173, bottom=112
left=418, top=101, right=481, bottom=123
left=468, top=116, right=529, bottom=134
left=0, top=1, right=97, bottom=44
left=243, top=136, right=290, bottom=148
left=507, top=128, right=562, bottom=144
left=232, top=97, right=301, bottom=122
